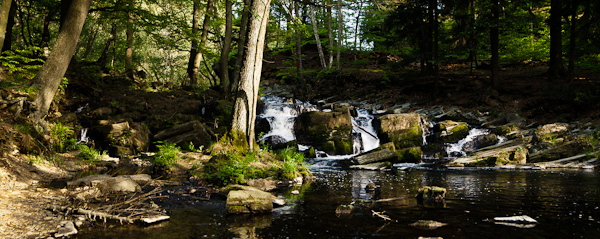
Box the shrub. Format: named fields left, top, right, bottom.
left=76, top=144, right=106, bottom=163
left=50, top=123, right=76, bottom=152
left=152, top=142, right=180, bottom=169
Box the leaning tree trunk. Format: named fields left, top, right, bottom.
left=97, top=23, right=117, bottom=68
left=31, top=0, right=92, bottom=123
left=231, top=0, right=271, bottom=151
left=309, top=4, right=326, bottom=68
left=187, top=0, right=201, bottom=87
left=0, top=0, right=13, bottom=52
left=1, top=0, right=15, bottom=52
left=232, top=0, right=251, bottom=93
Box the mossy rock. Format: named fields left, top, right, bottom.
left=396, top=147, right=423, bottom=163
left=377, top=114, right=423, bottom=149
left=294, top=107, right=353, bottom=155
left=437, top=120, right=469, bottom=143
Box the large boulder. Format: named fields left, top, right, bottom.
left=226, top=190, right=274, bottom=214
left=294, top=107, right=354, bottom=155
left=154, top=120, right=214, bottom=148
left=97, top=121, right=150, bottom=155
left=534, top=123, right=570, bottom=142
left=436, top=120, right=469, bottom=143
left=98, top=175, right=141, bottom=193
left=377, top=114, right=423, bottom=149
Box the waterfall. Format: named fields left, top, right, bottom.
left=351, top=109, right=380, bottom=153
left=258, top=96, right=316, bottom=143
left=445, top=128, right=490, bottom=157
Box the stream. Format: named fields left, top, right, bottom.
left=77, top=169, right=600, bottom=238
left=76, top=97, right=600, bottom=238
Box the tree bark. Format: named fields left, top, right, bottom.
left=336, top=0, right=342, bottom=69
left=567, top=0, right=577, bottom=80
left=187, top=0, right=201, bottom=87
left=97, top=23, right=117, bottom=68
left=294, top=1, right=303, bottom=76
left=0, top=0, right=13, bottom=52
left=1, top=0, right=15, bottom=52
left=31, top=0, right=92, bottom=123
left=232, top=0, right=251, bottom=93
left=490, top=0, right=500, bottom=88
left=309, top=4, right=327, bottom=68
left=125, top=1, right=135, bottom=80
left=231, top=0, right=271, bottom=151
left=327, top=4, right=334, bottom=68
left=220, top=0, right=233, bottom=95
left=548, top=0, right=564, bottom=79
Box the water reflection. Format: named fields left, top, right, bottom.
left=77, top=170, right=600, bottom=239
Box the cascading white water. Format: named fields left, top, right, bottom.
left=258, top=96, right=316, bottom=143
left=258, top=96, right=380, bottom=170
left=352, top=109, right=380, bottom=153
left=445, top=128, right=490, bottom=157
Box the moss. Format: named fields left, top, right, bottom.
left=444, top=123, right=469, bottom=143
left=396, top=146, right=423, bottom=163
left=497, top=123, right=519, bottom=136
left=389, top=125, right=423, bottom=148
left=334, top=139, right=353, bottom=155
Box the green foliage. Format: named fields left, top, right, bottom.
left=50, top=123, right=76, bottom=152
left=277, top=147, right=308, bottom=180
left=75, top=144, right=107, bottom=163
left=203, top=151, right=277, bottom=186
left=152, top=141, right=181, bottom=169
left=0, top=47, right=44, bottom=81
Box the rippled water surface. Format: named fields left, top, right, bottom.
left=76, top=169, right=600, bottom=239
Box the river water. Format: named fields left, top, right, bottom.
left=77, top=168, right=600, bottom=239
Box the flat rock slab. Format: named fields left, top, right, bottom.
left=226, top=189, right=273, bottom=214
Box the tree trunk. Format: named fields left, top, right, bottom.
left=336, top=0, right=342, bottom=69
left=310, top=4, right=326, bottom=68
left=220, top=0, right=233, bottom=95
left=293, top=1, right=304, bottom=80
left=567, top=0, right=577, bottom=80
left=231, top=0, right=271, bottom=151
left=548, top=0, right=564, bottom=79
left=187, top=0, right=200, bottom=87
left=232, top=0, right=251, bottom=93
left=1, top=0, right=15, bottom=52
left=0, top=0, right=13, bottom=52
left=327, top=4, right=334, bottom=68
left=31, top=0, right=92, bottom=123
left=125, top=1, right=135, bottom=80
left=97, top=23, right=117, bottom=68
left=490, top=0, right=500, bottom=88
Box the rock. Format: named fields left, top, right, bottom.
left=450, top=138, right=531, bottom=167
left=416, top=186, right=446, bottom=201
left=226, top=190, right=273, bottom=214
left=409, top=220, right=447, bottom=229
left=377, top=113, right=424, bottom=149
left=154, top=120, right=214, bottom=148
left=99, top=121, right=150, bottom=155
left=121, top=174, right=152, bottom=184
left=139, top=215, right=170, bottom=224
left=462, top=134, right=500, bottom=152
left=335, top=204, right=354, bottom=216
left=55, top=221, right=77, bottom=237
left=349, top=162, right=391, bottom=170
left=247, top=178, right=279, bottom=191
left=222, top=185, right=285, bottom=207
left=294, top=107, right=354, bottom=155
left=350, top=148, right=397, bottom=165
left=436, top=120, right=469, bottom=143
left=67, top=174, right=112, bottom=188
left=99, top=176, right=141, bottom=193
left=396, top=146, right=423, bottom=163
left=534, top=123, right=570, bottom=142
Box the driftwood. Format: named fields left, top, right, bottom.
left=371, top=210, right=396, bottom=222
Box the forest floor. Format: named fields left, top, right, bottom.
left=2, top=51, right=600, bottom=238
